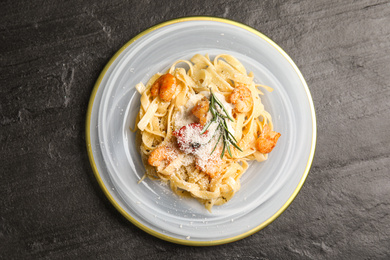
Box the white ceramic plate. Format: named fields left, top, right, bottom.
left=86, top=17, right=316, bottom=245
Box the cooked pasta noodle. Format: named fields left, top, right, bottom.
left=133, top=54, right=280, bottom=211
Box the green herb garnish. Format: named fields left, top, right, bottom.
left=201, top=89, right=243, bottom=158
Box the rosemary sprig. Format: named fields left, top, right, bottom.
left=210, top=127, right=223, bottom=154
left=201, top=89, right=243, bottom=158
left=211, top=89, right=234, bottom=122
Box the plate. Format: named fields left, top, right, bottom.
left=86, top=17, right=316, bottom=245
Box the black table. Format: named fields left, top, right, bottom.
left=2, top=1, right=389, bottom=259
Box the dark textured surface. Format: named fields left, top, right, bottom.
left=1, top=0, right=390, bottom=259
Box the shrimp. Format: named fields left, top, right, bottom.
left=148, top=146, right=177, bottom=167
left=191, top=97, right=210, bottom=126
left=150, top=73, right=177, bottom=102
left=255, top=125, right=281, bottom=154
left=229, top=85, right=253, bottom=113
left=196, top=156, right=223, bottom=179
left=195, top=146, right=223, bottom=179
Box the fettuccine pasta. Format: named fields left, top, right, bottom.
left=134, top=54, right=280, bottom=211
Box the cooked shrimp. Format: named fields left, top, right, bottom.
left=195, top=146, right=223, bottom=179
left=191, top=97, right=210, bottom=126
left=196, top=156, right=223, bottom=179
left=150, top=73, right=177, bottom=102
left=255, top=125, right=281, bottom=154
left=148, top=146, right=177, bottom=167
left=230, top=85, right=253, bottom=113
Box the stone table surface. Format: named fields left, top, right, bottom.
left=1, top=0, right=390, bottom=259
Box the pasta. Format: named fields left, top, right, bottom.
left=133, top=54, right=280, bottom=211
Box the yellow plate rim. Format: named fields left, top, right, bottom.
left=85, top=16, right=317, bottom=246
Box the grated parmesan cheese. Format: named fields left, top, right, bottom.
left=171, top=91, right=235, bottom=174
